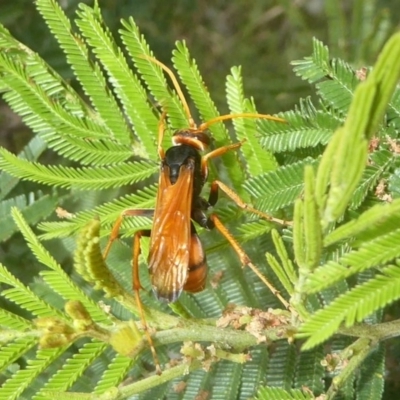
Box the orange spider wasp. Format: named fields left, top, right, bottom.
left=103, top=56, right=287, bottom=373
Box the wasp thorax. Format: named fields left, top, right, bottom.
left=172, top=129, right=211, bottom=151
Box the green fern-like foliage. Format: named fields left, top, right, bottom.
left=1, top=1, right=400, bottom=399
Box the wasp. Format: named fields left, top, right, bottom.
left=103, top=56, right=287, bottom=373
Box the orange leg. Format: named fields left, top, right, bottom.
left=201, top=142, right=292, bottom=225
left=102, top=209, right=154, bottom=260
left=200, top=140, right=291, bottom=226
left=131, top=230, right=161, bottom=375
left=210, top=214, right=290, bottom=310
left=197, top=144, right=291, bottom=307
left=209, top=180, right=291, bottom=226
left=102, top=209, right=161, bottom=374
left=200, top=141, right=290, bottom=225
left=201, top=141, right=244, bottom=179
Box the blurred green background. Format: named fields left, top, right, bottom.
left=1, top=0, right=398, bottom=152
left=0, top=0, right=399, bottom=398
left=1, top=0, right=397, bottom=119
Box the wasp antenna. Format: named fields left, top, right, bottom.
left=140, top=55, right=195, bottom=128
left=199, top=113, right=286, bottom=131
left=157, top=111, right=167, bottom=159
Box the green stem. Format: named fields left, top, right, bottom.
left=339, top=318, right=400, bottom=341
left=40, top=360, right=203, bottom=399
left=325, top=338, right=374, bottom=400
left=324, top=319, right=400, bottom=398
left=154, top=323, right=286, bottom=350
left=113, top=360, right=202, bottom=398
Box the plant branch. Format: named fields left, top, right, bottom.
left=325, top=337, right=375, bottom=400
left=339, top=318, right=400, bottom=341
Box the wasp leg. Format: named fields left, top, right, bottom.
left=209, top=214, right=290, bottom=310
left=131, top=229, right=162, bottom=375
left=102, top=209, right=154, bottom=260
left=201, top=141, right=244, bottom=179
left=200, top=141, right=291, bottom=226
left=209, top=180, right=291, bottom=226
left=102, top=209, right=161, bottom=374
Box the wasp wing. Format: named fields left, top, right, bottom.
left=148, top=159, right=195, bottom=302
